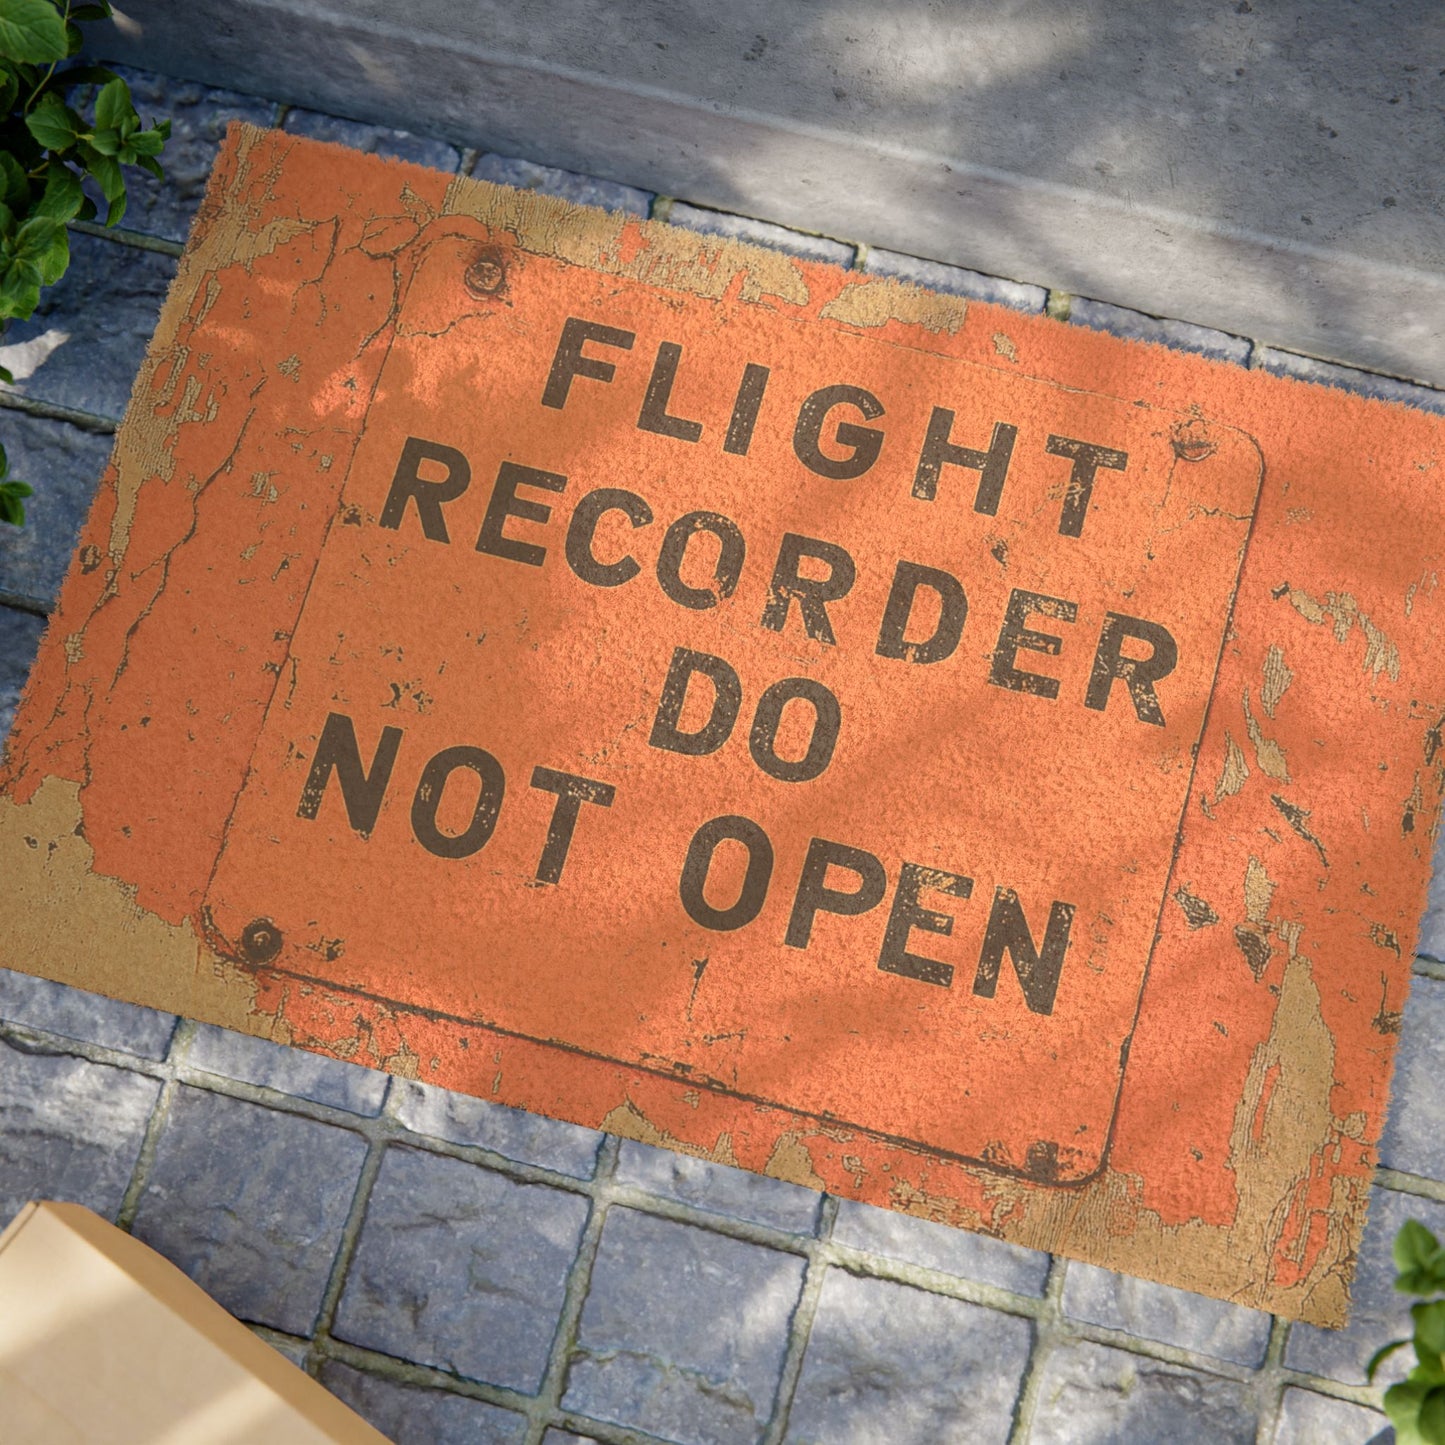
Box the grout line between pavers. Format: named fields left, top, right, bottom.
left=67, top=217, right=185, bottom=258
left=1376, top=1165, right=1445, bottom=1204
left=1253, top=1314, right=1293, bottom=1444
left=758, top=1193, right=838, bottom=1445
left=0, top=591, right=50, bottom=618
left=114, top=1018, right=197, bottom=1229
left=0, top=386, right=118, bottom=434
left=304, top=1127, right=389, bottom=1367
left=1007, top=1253, right=1067, bottom=1443
left=519, top=1134, right=622, bottom=1445
left=316, top=1335, right=541, bottom=1417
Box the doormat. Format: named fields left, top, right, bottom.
left=4, top=124, right=1443, bottom=1326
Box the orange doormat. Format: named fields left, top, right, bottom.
left=4, top=124, right=1442, bottom=1326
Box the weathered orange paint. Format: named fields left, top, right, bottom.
left=3, top=124, right=1443, bottom=1324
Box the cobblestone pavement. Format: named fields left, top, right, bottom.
left=0, top=65, right=1436, bottom=1445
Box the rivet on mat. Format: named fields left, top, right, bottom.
left=464, top=249, right=507, bottom=298
left=240, top=918, right=283, bottom=964
left=1171, top=419, right=1218, bottom=462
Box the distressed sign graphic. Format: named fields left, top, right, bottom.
left=3, top=126, right=1443, bottom=1324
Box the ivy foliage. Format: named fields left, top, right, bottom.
left=1369, top=1220, right=1445, bottom=1444
left=0, top=0, right=169, bottom=523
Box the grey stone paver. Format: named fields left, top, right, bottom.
left=130, top=1085, right=367, bottom=1334
left=1060, top=1261, right=1272, bottom=1367
left=283, top=108, right=461, bottom=172
left=667, top=202, right=854, bottom=267
left=861, top=246, right=1047, bottom=312
left=830, top=1196, right=1050, bottom=1296
left=614, top=1140, right=820, bottom=1232
left=0, top=968, right=176, bottom=1059
left=0, top=411, right=114, bottom=611
left=1272, top=1387, right=1389, bottom=1445
left=785, top=1270, right=1029, bottom=1445
left=1413, top=824, right=1445, bottom=960
left=1379, top=974, right=1445, bottom=1179
left=319, top=1361, right=527, bottom=1445
left=0, top=605, right=46, bottom=740
left=78, top=65, right=278, bottom=243
left=472, top=152, right=652, bottom=215
left=1027, top=1340, right=1258, bottom=1444
left=1285, top=1184, right=1445, bottom=1386
left=1069, top=296, right=1252, bottom=365
left=335, top=1144, right=589, bottom=1392
left=564, top=1207, right=805, bottom=1445
left=0, top=1035, right=160, bottom=1223
left=390, top=1077, right=602, bottom=1176
left=188, top=1023, right=388, bottom=1116
left=1255, top=346, right=1445, bottom=414
left=0, top=231, right=175, bottom=421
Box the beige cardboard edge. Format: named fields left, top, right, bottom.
left=0, top=1201, right=389, bottom=1444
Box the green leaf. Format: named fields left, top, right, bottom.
left=1369, top=1337, right=1414, bottom=1383
left=0, top=364, right=11, bottom=386
left=0, top=150, right=26, bottom=210
left=1417, top=1303, right=1445, bottom=1359
left=0, top=441, right=9, bottom=473
left=1398, top=1222, right=1441, bottom=1275
left=80, top=145, right=121, bottom=199
left=93, top=75, right=129, bottom=131
left=64, top=18, right=81, bottom=57
left=0, top=0, right=69, bottom=65
left=103, top=187, right=124, bottom=227
left=25, top=90, right=79, bottom=151
left=14, top=212, right=60, bottom=262
left=0, top=200, right=16, bottom=237
left=0, top=490, right=25, bottom=526
left=0, top=63, right=18, bottom=112
left=1422, top=1388, right=1445, bottom=1445
left=75, top=191, right=95, bottom=221
left=88, top=125, right=119, bottom=155
left=33, top=161, right=80, bottom=221
left=1388, top=1379, right=1432, bottom=1436
left=33, top=219, right=64, bottom=283
left=128, top=126, right=165, bottom=156
left=0, top=254, right=41, bottom=317
left=0, top=479, right=33, bottom=527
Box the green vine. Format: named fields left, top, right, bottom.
left=0, top=0, right=170, bottom=524
left=1369, top=1220, right=1445, bottom=1443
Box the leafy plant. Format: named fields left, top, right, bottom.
left=1368, top=1220, right=1445, bottom=1443
left=0, top=0, right=170, bottom=524
left=0, top=441, right=28, bottom=522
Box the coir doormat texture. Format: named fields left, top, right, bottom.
left=3, top=124, right=1443, bottom=1326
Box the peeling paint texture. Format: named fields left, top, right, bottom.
left=3, top=124, right=1445, bottom=1328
